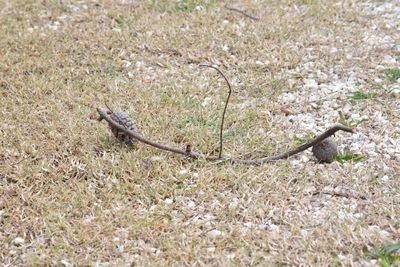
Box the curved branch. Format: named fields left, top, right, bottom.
left=200, top=64, right=232, bottom=158
left=97, top=108, right=355, bottom=165
left=229, top=125, right=356, bottom=164
left=225, top=7, right=260, bottom=21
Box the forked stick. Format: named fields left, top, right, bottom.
left=97, top=108, right=355, bottom=165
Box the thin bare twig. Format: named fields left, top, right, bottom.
left=104, top=102, right=114, bottom=114
left=9, top=156, right=30, bottom=167
left=200, top=64, right=232, bottom=158
left=97, top=108, right=355, bottom=165
left=225, top=7, right=260, bottom=21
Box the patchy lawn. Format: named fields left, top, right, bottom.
left=1, top=0, right=399, bottom=265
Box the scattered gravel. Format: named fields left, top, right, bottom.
left=2, top=0, right=399, bottom=266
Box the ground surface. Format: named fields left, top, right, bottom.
left=1, top=0, right=399, bottom=266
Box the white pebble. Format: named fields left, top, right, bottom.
left=122, top=60, right=131, bottom=68
left=164, top=198, right=173, bottom=204
left=179, top=170, right=188, bottom=175
left=60, top=259, right=72, bottom=267
left=391, top=89, right=400, bottom=98
left=268, top=224, right=279, bottom=231
left=202, top=96, right=212, bottom=107
left=343, top=103, right=352, bottom=113
left=13, top=237, right=24, bottom=245
left=290, top=159, right=301, bottom=166
left=281, top=93, right=296, bottom=103
left=244, top=222, right=254, bottom=228
left=207, top=230, right=223, bottom=238
left=382, top=55, right=396, bottom=64
left=135, top=61, right=143, bottom=68
left=300, top=155, right=310, bottom=162
left=187, top=201, right=196, bottom=208
left=300, top=229, right=308, bottom=236
left=381, top=175, right=389, bottom=182
left=304, top=186, right=316, bottom=193
left=304, top=79, right=318, bottom=90
left=365, top=142, right=376, bottom=150
left=221, top=44, right=229, bottom=51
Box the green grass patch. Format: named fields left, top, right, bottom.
left=363, top=242, right=400, bottom=267
left=346, top=91, right=377, bottom=100
left=339, top=118, right=367, bottom=128
left=384, top=69, right=400, bottom=82
left=335, top=151, right=368, bottom=163
left=294, top=136, right=313, bottom=145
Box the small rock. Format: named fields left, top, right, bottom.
left=202, top=97, right=212, bottom=107
left=290, top=159, right=301, bottom=166
left=207, top=230, right=223, bottom=238
left=244, top=222, right=254, bottom=228
left=381, top=175, right=389, bottom=182
left=187, top=201, right=195, bottom=208
left=343, top=103, right=352, bottom=113
left=304, top=79, right=318, bottom=90
left=382, top=55, right=396, bottom=64
left=179, top=170, right=188, bottom=175
left=281, top=93, right=296, bottom=103
left=164, top=198, right=173, bottom=204
left=300, top=155, right=310, bottom=162
left=304, top=186, right=316, bottom=193
left=267, top=224, right=279, bottom=231
left=300, top=229, right=308, bottom=236
left=13, top=237, right=24, bottom=245
left=135, top=61, right=143, bottom=68
left=60, top=259, right=72, bottom=267
left=221, top=44, right=229, bottom=51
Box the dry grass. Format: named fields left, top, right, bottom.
left=1, top=0, right=399, bottom=265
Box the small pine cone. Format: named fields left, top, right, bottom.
left=108, top=110, right=138, bottom=144
left=312, top=139, right=337, bottom=163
